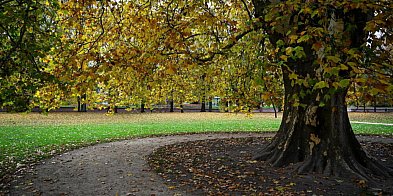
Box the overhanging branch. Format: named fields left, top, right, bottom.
left=195, top=26, right=260, bottom=63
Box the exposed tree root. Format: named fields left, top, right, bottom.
left=255, top=137, right=393, bottom=181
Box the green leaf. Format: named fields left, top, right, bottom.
left=370, top=88, right=380, bottom=96
left=347, top=62, right=357, bottom=67
left=313, top=81, right=329, bottom=90
left=326, top=56, right=341, bottom=63
left=297, top=35, right=312, bottom=43
left=339, top=64, right=348, bottom=70
left=255, top=77, right=264, bottom=85
left=289, top=72, right=298, bottom=80
left=339, top=79, right=350, bottom=88
left=276, top=39, right=285, bottom=47
left=294, top=46, right=306, bottom=58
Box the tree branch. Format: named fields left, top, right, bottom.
left=87, top=1, right=105, bottom=53
left=241, top=0, right=253, bottom=20
left=0, top=0, right=13, bottom=7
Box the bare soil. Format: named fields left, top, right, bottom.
left=3, top=133, right=393, bottom=196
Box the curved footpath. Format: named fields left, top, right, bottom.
left=7, top=133, right=393, bottom=196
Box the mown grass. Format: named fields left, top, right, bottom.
left=0, top=112, right=392, bottom=179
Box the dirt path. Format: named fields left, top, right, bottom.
left=6, top=132, right=393, bottom=196
left=7, top=133, right=274, bottom=196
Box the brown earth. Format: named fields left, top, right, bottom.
left=149, top=135, right=393, bottom=195
left=3, top=133, right=393, bottom=196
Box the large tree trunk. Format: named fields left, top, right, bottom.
left=251, top=0, right=393, bottom=179
left=255, top=66, right=392, bottom=179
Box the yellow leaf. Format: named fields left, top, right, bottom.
left=262, top=94, right=270, bottom=101
left=339, top=64, right=348, bottom=70
left=166, top=65, right=177, bottom=75
left=285, top=47, right=293, bottom=55
left=289, top=35, right=298, bottom=44
left=289, top=72, right=298, bottom=80
left=280, top=55, right=288, bottom=61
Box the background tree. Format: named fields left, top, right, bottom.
left=0, top=0, right=59, bottom=111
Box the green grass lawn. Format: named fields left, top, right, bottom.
left=1, top=112, right=392, bottom=178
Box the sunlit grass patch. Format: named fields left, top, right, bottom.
left=0, top=112, right=281, bottom=178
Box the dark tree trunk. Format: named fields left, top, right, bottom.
left=169, top=99, right=174, bottom=112
left=252, top=0, right=393, bottom=179
left=200, top=74, right=206, bottom=112
left=255, top=66, right=392, bottom=179
left=270, top=97, right=278, bottom=118
left=208, top=100, right=213, bottom=112
left=200, top=100, right=206, bottom=112
left=225, top=100, right=229, bottom=112
left=363, top=102, right=366, bottom=113
left=200, top=101, right=206, bottom=112
left=77, top=94, right=87, bottom=112
left=141, top=101, right=145, bottom=113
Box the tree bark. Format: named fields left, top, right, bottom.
left=200, top=99, right=206, bottom=112
left=169, top=99, right=174, bottom=112
left=270, top=96, right=277, bottom=118
left=255, top=64, right=393, bottom=180
left=141, top=101, right=145, bottom=113
left=77, top=94, right=87, bottom=112
left=251, top=0, right=393, bottom=179
left=208, top=100, right=213, bottom=112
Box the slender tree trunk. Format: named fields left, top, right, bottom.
left=354, top=83, right=359, bottom=110
left=200, top=74, right=206, bottom=112
left=77, top=96, right=81, bottom=112
left=208, top=99, right=213, bottom=112
left=81, top=94, right=87, bottom=112
left=141, top=101, right=145, bottom=113
left=169, top=99, right=174, bottom=112
left=200, top=100, right=206, bottom=112
left=363, top=102, right=366, bottom=113
left=270, top=96, right=278, bottom=118
left=77, top=94, right=87, bottom=112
